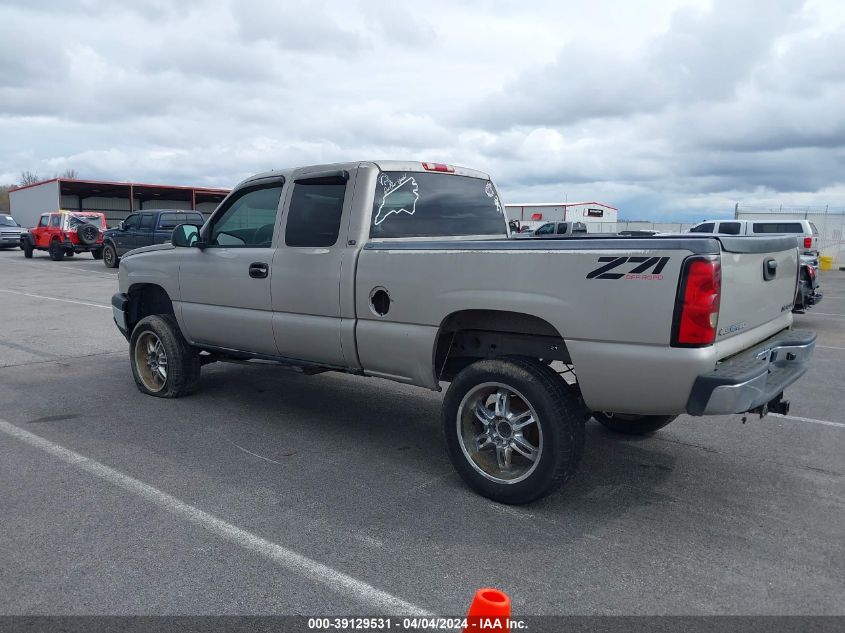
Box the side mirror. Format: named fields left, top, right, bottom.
left=117, top=221, right=125, bottom=231
left=171, top=223, right=201, bottom=248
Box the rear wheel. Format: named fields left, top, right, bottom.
left=593, top=412, right=677, bottom=436
left=103, top=244, right=118, bottom=268
left=130, top=314, right=201, bottom=398
left=49, top=240, right=64, bottom=261
left=23, top=241, right=33, bottom=258
left=443, top=357, right=585, bottom=504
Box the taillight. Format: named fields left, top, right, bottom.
left=422, top=162, right=455, bottom=173
left=672, top=256, right=721, bottom=347
left=803, top=237, right=812, bottom=249
left=807, top=265, right=816, bottom=280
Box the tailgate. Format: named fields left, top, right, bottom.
left=716, top=236, right=798, bottom=341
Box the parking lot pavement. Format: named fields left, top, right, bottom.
left=1, top=247, right=843, bottom=615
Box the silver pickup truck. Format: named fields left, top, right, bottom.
left=112, top=161, right=816, bottom=504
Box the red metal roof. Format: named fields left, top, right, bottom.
left=10, top=177, right=229, bottom=194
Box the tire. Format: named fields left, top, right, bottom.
left=130, top=314, right=201, bottom=398
left=23, top=241, right=33, bottom=258
left=49, top=240, right=64, bottom=261
left=592, top=412, right=677, bottom=436
left=76, top=224, right=99, bottom=245
left=103, top=244, right=119, bottom=268
left=91, top=248, right=103, bottom=260
left=442, top=356, right=585, bottom=504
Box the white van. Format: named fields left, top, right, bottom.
left=688, top=219, right=819, bottom=254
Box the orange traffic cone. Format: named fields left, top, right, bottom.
left=463, top=588, right=511, bottom=632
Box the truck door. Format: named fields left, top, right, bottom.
left=116, top=214, right=139, bottom=255
left=135, top=212, right=156, bottom=249
left=178, top=178, right=283, bottom=355
left=271, top=169, right=354, bottom=367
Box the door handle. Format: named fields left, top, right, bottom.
left=249, top=262, right=269, bottom=279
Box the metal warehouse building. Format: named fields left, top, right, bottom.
left=9, top=178, right=230, bottom=229
left=504, top=201, right=618, bottom=231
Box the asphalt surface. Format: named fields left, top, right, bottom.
left=0, top=246, right=843, bottom=616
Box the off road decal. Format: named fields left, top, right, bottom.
left=586, top=256, right=670, bottom=280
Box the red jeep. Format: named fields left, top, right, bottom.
left=22, top=211, right=106, bottom=261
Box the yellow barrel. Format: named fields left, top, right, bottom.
left=819, top=255, right=833, bottom=271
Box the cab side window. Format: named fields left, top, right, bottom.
left=50, top=215, right=61, bottom=227
left=690, top=223, right=714, bottom=233
left=718, top=222, right=741, bottom=235
left=124, top=214, right=140, bottom=230
left=535, top=223, right=554, bottom=235
left=140, top=213, right=155, bottom=230
left=210, top=183, right=283, bottom=248
left=38, top=215, right=49, bottom=227
left=285, top=176, right=347, bottom=248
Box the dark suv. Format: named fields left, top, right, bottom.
left=102, top=209, right=205, bottom=268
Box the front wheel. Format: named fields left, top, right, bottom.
left=443, top=357, right=585, bottom=504
left=130, top=315, right=201, bottom=398
left=103, top=244, right=118, bottom=268
left=23, top=241, right=33, bottom=258
left=593, top=412, right=677, bottom=436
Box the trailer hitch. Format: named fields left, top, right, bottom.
left=743, top=393, right=790, bottom=423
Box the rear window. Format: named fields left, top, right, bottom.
left=752, top=222, right=803, bottom=234
left=68, top=214, right=105, bottom=229
left=369, top=172, right=505, bottom=238
left=158, top=213, right=204, bottom=229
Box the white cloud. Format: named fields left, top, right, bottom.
left=1, top=0, right=844, bottom=219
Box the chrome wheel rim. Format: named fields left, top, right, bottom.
left=134, top=331, right=167, bottom=392
left=457, top=382, right=543, bottom=484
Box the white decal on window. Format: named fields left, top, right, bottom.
left=374, top=173, right=419, bottom=226
left=485, top=182, right=495, bottom=197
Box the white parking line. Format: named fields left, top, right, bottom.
left=0, top=288, right=110, bottom=309
left=0, top=417, right=432, bottom=616
left=802, top=312, right=845, bottom=319
left=769, top=413, right=845, bottom=429
left=817, top=345, right=845, bottom=351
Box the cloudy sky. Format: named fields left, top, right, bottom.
left=1, top=0, right=844, bottom=220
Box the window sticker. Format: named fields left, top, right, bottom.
left=374, top=172, right=419, bottom=226
left=485, top=181, right=503, bottom=215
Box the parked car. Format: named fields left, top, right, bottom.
left=512, top=221, right=588, bottom=237
left=21, top=211, right=105, bottom=260
left=688, top=219, right=820, bottom=255
left=101, top=209, right=206, bottom=268
left=794, top=254, right=823, bottom=312
left=0, top=214, right=23, bottom=249
left=111, top=160, right=815, bottom=504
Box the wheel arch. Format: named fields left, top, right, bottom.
left=433, top=309, right=570, bottom=382
left=127, top=283, right=175, bottom=332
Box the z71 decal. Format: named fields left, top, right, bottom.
left=586, top=256, right=670, bottom=280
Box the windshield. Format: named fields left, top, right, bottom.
left=68, top=214, right=105, bottom=229
left=0, top=215, right=19, bottom=227
left=369, top=172, right=505, bottom=238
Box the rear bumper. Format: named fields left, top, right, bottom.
left=112, top=292, right=130, bottom=340
left=63, top=239, right=103, bottom=252
left=686, top=329, right=816, bottom=416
